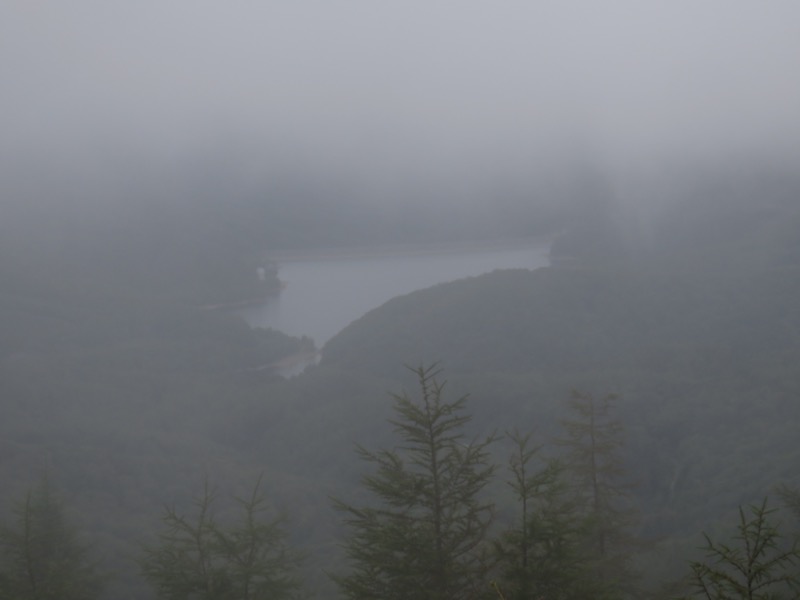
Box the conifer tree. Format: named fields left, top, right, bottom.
left=333, top=364, right=497, bottom=600
left=140, top=477, right=301, bottom=600
left=555, top=390, right=639, bottom=598
left=683, top=498, right=800, bottom=599
left=492, top=430, right=597, bottom=600
left=0, top=476, right=103, bottom=600
left=777, top=483, right=800, bottom=522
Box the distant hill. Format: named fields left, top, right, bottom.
left=322, top=199, right=800, bottom=377
left=1, top=164, right=798, bottom=598
left=319, top=188, right=800, bottom=547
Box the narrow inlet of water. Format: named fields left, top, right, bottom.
left=238, top=240, right=550, bottom=351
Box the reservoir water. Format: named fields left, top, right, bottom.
left=238, top=239, right=550, bottom=349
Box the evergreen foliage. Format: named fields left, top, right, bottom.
left=139, top=477, right=301, bottom=600
left=683, top=498, right=800, bottom=599
left=2, top=171, right=800, bottom=597
left=333, top=363, right=497, bottom=600
left=0, top=476, right=103, bottom=600
left=556, top=391, right=640, bottom=597
left=493, top=430, right=597, bottom=600
left=777, top=484, right=800, bottom=522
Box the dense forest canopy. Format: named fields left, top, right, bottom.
left=1, top=160, right=799, bottom=598
left=3, top=2, right=800, bottom=596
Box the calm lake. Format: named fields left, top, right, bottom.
left=238, top=239, right=551, bottom=349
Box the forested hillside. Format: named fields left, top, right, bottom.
left=317, top=181, right=800, bottom=587
left=1, top=167, right=800, bottom=598
left=4, top=1, right=800, bottom=596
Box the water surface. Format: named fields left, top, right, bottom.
left=238, top=240, right=550, bottom=348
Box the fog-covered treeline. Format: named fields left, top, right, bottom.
left=1, top=164, right=800, bottom=598
left=3, top=2, right=800, bottom=597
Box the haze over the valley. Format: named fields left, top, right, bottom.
left=4, top=5, right=800, bottom=600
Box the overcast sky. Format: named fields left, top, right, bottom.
left=2, top=1, right=800, bottom=194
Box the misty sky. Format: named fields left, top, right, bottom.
left=2, top=1, right=800, bottom=200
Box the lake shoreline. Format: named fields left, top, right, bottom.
left=264, top=236, right=553, bottom=263
left=238, top=239, right=552, bottom=351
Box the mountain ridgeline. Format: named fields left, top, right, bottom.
left=320, top=187, right=800, bottom=540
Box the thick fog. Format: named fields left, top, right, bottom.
left=2, top=1, right=800, bottom=220
left=4, top=6, right=800, bottom=599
